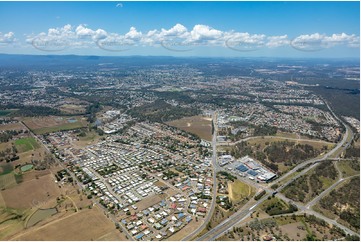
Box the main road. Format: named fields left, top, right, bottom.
left=196, top=101, right=358, bottom=240
left=182, top=111, right=219, bottom=241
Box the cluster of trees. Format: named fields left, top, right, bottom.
left=0, top=130, right=25, bottom=143
left=319, top=177, right=360, bottom=230
left=0, top=145, right=19, bottom=163
left=248, top=218, right=277, bottom=231
left=128, top=99, right=200, bottom=123
left=32, top=154, right=55, bottom=170
left=13, top=105, right=61, bottom=117
left=218, top=171, right=236, bottom=182
left=265, top=141, right=319, bottom=166
left=284, top=161, right=337, bottom=202
left=163, top=170, right=179, bottom=179
left=254, top=190, right=266, bottom=200
left=231, top=141, right=253, bottom=158
left=97, top=164, right=119, bottom=176
left=345, top=146, right=360, bottom=158
left=254, top=125, right=277, bottom=136
left=216, top=196, right=233, bottom=210
left=55, top=169, right=71, bottom=181
left=231, top=142, right=279, bottom=173
left=85, top=102, right=102, bottom=123
left=284, top=176, right=309, bottom=202
left=264, top=199, right=298, bottom=216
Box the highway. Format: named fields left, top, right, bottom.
left=218, top=135, right=333, bottom=146
left=196, top=102, right=358, bottom=240
left=197, top=195, right=269, bottom=241
left=182, top=112, right=219, bottom=241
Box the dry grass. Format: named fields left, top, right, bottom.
left=228, top=180, right=252, bottom=202
left=166, top=219, right=203, bottom=241
left=23, top=116, right=87, bottom=135
left=0, top=123, right=24, bottom=131
left=133, top=194, right=163, bottom=212
left=0, top=173, right=17, bottom=190
left=1, top=174, right=60, bottom=209
left=58, top=104, right=86, bottom=114
left=166, top=115, right=212, bottom=141
left=278, top=221, right=308, bottom=240
left=13, top=206, right=125, bottom=241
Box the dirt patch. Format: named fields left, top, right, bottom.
left=166, top=115, right=212, bottom=141
left=1, top=174, right=60, bottom=209
left=14, top=206, right=125, bottom=241
left=21, top=169, right=51, bottom=182
left=166, top=219, right=203, bottom=241
left=279, top=221, right=308, bottom=240
left=133, top=194, right=163, bottom=212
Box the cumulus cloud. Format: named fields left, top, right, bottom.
left=24, top=24, right=360, bottom=52
left=266, top=35, right=289, bottom=47
left=190, top=25, right=222, bottom=42
left=291, top=33, right=359, bottom=50
left=0, top=32, right=16, bottom=44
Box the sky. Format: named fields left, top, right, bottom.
left=0, top=1, right=359, bottom=57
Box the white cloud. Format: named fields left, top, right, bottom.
left=125, top=27, right=142, bottom=40
left=116, top=3, right=123, bottom=8
left=0, top=32, right=16, bottom=44
left=24, top=24, right=360, bottom=52
left=190, top=25, right=222, bottom=42
left=266, top=35, right=289, bottom=47
left=291, top=33, right=359, bottom=50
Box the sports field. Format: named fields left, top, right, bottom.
left=15, top=137, right=40, bottom=153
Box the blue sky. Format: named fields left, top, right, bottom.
left=0, top=1, right=359, bottom=57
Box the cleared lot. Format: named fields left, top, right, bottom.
left=166, top=115, right=212, bottom=141
left=14, top=206, right=126, bottom=241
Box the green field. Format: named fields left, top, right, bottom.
left=0, top=110, right=13, bottom=116
left=20, top=165, right=33, bottom=172
left=33, top=122, right=85, bottom=135
left=15, top=137, right=40, bottom=153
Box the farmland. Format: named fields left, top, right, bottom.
left=22, top=116, right=88, bottom=135
left=166, top=115, right=212, bottom=141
